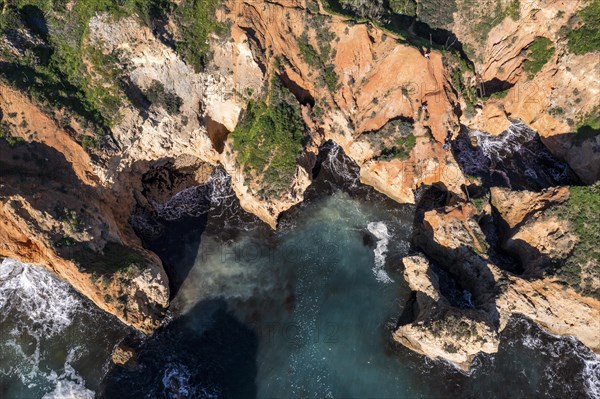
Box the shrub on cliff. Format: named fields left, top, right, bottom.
left=552, top=183, right=600, bottom=300
left=143, top=80, right=183, bottom=115
left=523, top=37, right=555, bottom=78
left=230, top=76, right=306, bottom=196
left=566, top=0, right=600, bottom=55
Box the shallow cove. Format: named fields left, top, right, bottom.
left=0, top=145, right=598, bottom=398
left=99, top=144, right=598, bottom=399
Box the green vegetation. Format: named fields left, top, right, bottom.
left=416, top=0, right=457, bottom=29
left=389, top=0, right=417, bottom=16
left=80, top=135, right=98, bottom=151
left=297, top=33, right=321, bottom=67
left=444, top=51, right=477, bottom=117
left=443, top=342, right=460, bottom=353
left=296, top=22, right=339, bottom=91
left=506, top=0, right=520, bottom=21
left=378, top=133, right=417, bottom=161
left=57, top=207, right=84, bottom=234
left=473, top=228, right=490, bottom=255
left=73, top=241, right=145, bottom=277
left=523, top=37, right=555, bottom=78
left=574, top=106, right=600, bottom=143
left=173, top=0, right=228, bottom=72
left=0, top=122, right=24, bottom=147
left=467, top=0, right=521, bottom=48
left=143, top=80, right=183, bottom=115
left=471, top=195, right=489, bottom=213
left=0, top=0, right=223, bottom=136
left=431, top=314, right=482, bottom=342
left=552, top=183, right=600, bottom=300
left=229, top=76, right=306, bottom=196
left=566, top=0, right=600, bottom=55
left=484, top=89, right=510, bottom=100
left=0, top=1, right=135, bottom=133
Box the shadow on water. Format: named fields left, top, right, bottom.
left=143, top=214, right=208, bottom=299
left=99, top=300, right=258, bottom=399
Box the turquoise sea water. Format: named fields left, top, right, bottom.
left=0, top=145, right=598, bottom=398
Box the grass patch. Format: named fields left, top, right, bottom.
left=229, top=76, right=306, bottom=196
left=551, top=183, right=600, bottom=300
left=566, top=0, right=600, bottom=55
left=523, top=37, right=555, bottom=78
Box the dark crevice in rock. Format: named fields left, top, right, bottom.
left=478, top=78, right=515, bottom=98
left=239, top=27, right=268, bottom=75
left=396, top=291, right=418, bottom=327
left=205, top=116, right=230, bottom=154
left=278, top=69, right=315, bottom=107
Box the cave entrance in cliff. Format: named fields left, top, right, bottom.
left=205, top=116, right=230, bottom=154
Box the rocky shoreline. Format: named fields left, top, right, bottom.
left=0, top=0, right=598, bottom=372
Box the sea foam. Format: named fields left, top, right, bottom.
left=367, top=221, right=394, bottom=284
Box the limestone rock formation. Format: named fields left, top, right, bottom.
left=396, top=193, right=600, bottom=371
left=394, top=255, right=498, bottom=371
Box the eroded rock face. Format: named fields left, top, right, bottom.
left=395, top=252, right=600, bottom=371
left=0, top=85, right=168, bottom=333
left=398, top=192, right=600, bottom=371
left=491, top=187, right=576, bottom=274
left=0, top=0, right=598, bottom=342
left=223, top=0, right=467, bottom=206
left=394, top=255, right=498, bottom=371
left=454, top=0, right=600, bottom=183
left=111, top=343, right=137, bottom=367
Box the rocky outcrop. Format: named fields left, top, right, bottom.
left=0, top=84, right=168, bottom=333
left=396, top=192, right=600, bottom=370
left=453, top=0, right=600, bottom=183
left=224, top=0, right=467, bottom=205
left=394, top=255, right=498, bottom=371
left=490, top=186, right=576, bottom=274
left=1, top=0, right=598, bottom=344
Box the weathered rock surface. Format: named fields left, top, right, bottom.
left=395, top=252, right=600, bottom=371
left=454, top=0, right=600, bottom=183
left=0, top=84, right=168, bottom=333
left=224, top=0, right=467, bottom=205
left=111, top=343, right=137, bottom=367
left=0, top=1, right=598, bottom=346
left=491, top=186, right=576, bottom=274
left=394, top=255, right=498, bottom=371
left=397, top=193, right=600, bottom=370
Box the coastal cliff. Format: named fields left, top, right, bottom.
left=0, top=0, right=598, bottom=370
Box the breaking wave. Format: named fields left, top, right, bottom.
left=367, top=221, right=394, bottom=283
left=516, top=316, right=600, bottom=399
left=452, top=122, right=576, bottom=190
left=0, top=259, right=95, bottom=396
